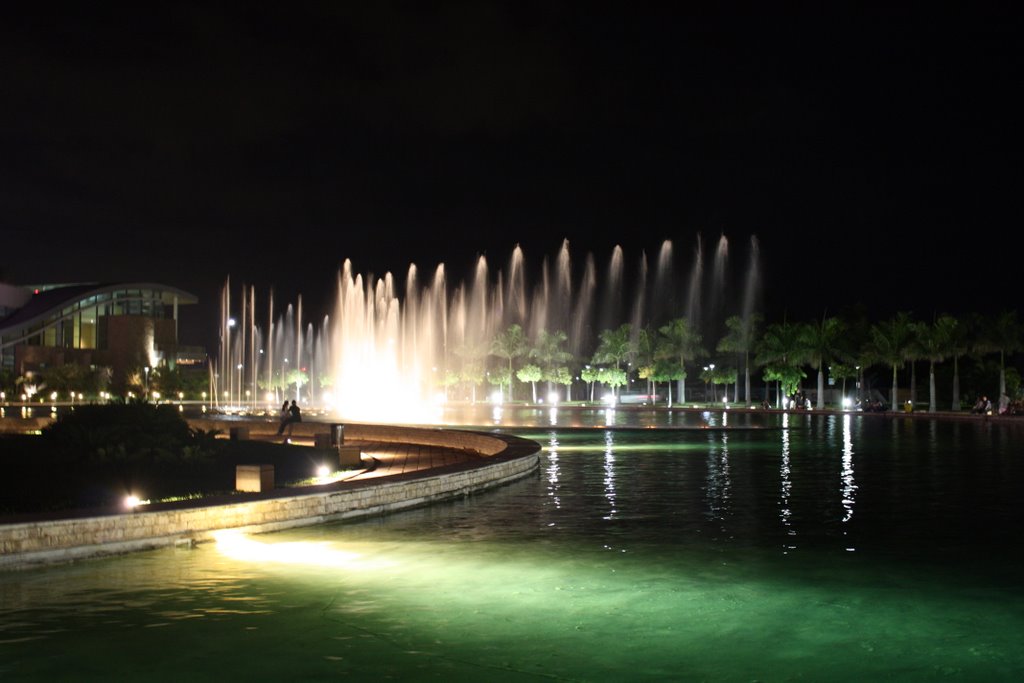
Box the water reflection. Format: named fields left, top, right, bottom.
left=603, top=430, right=617, bottom=520
left=841, top=415, right=857, bottom=530
left=546, top=434, right=562, bottom=509
left=780, top=413, right=795, bottom=551
left=704, top=431, right=731, bottom=521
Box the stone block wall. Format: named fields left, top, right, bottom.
left=0, top=425, right=539, bottom=569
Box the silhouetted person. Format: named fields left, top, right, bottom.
left=277, top=400, right=301, bottom=435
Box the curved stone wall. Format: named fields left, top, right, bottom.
left=0, top=423, right=540, bottom=570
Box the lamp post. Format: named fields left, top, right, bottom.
left=237, top=364, right=243, bottom=409
left=143, top=366, right=150, bottom=400
left=226, top=317, right=237, bottom=405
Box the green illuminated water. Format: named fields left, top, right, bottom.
left=2, top=413, right=1023, bottom=681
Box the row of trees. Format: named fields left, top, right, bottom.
left=446, top=309, right=1022, bottom=412
left=0, top=365, right=209, bottom=402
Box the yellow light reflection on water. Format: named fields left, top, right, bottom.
left=543, top=443, right=708, bottom=453
left=212, top=530, right=397, bottom=570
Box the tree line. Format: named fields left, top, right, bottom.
left=447, top=310, right=1022, bottom=412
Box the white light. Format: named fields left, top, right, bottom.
left=212, top=530, right=395, bottom=569
left=125, top=495, right=142, bottom=509
left=602, top=393, right=617, bottom=406
left=50, top=391, right=58, bottom=400
left=227, top=318, right=237, bottom=327
left=490, top=391, right=503, bottom=405
left=152, top=392, right=161, bottom=400
left=842, top=397, right=852, bottom=408
left=317, top=465, right=331, bottom=478
left=547, top=391, right=560, bottom=405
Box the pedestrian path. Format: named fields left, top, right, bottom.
left=257, top=432, right=482, bottom=480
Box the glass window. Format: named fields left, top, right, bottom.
left=80, top=307, right=97, bottom=349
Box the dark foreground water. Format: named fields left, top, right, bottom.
left=2, top=411, right=1023, bottom=681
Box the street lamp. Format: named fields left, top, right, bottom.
left=226, top=318, right=237, bottom=404
left=236, top=364, right=243, bottom=408
left=143, top=366, right=150, bottom=399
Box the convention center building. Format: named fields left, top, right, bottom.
left=0, top=282, right=200, bottom=384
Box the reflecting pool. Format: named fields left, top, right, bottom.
left=2, top=413, right=1023, bottom=681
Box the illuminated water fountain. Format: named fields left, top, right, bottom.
left=216, top=236, right=761, bottom=422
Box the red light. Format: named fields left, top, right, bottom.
left=34, top=289, right=39, bottom=294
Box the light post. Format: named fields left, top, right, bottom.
left=709, top=363, right=715, bottom=402
left=226, top=317, right=237, bottom=404
left=143, top=366, right=150, bottom=399
left=236, top=363, right=243, bottom=408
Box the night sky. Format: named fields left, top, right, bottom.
left=2, top=4, right=1020, bottom=349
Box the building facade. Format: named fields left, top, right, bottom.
left=0, top=282, right=199, bottom=387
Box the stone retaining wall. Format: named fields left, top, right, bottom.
left=190, top=419, right=511, bottom=455
left=0, top=424, right=539, bottom=570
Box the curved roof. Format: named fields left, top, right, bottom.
left=0, top=282, right=197, bottom=334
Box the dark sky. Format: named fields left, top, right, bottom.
left=2, top=4, right=1020, bottom=348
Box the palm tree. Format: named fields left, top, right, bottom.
left=530, top=330, right=573, bottom=394
left=974, top=311, right=1021, bottom=399
left=829, top=363, right=858, bottom=405
left=716, top=314, right=762, bottom=407
left=867, top=313, right=915, bottom=411
left=635, top=327, right=657, bottom=397
left=755, top=320, right=804, bottom=408
left=945, top=316, right=969, bottom=411
left=593, top=324, right=635, bottom=372
left=651, top=358, right=685, bottom=406
left=656, top=318, right=706, bottom=404
left=798, top=315, right=846, bottom=409
left=490, top=324, right=528, bottom=401
left=592, top=323, right=635, bottom=396
left=916, top=316, right=955, bottom=412
left=453, top=340, right=489, bottom=403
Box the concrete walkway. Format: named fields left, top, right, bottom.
left=249, top=430, right=484, bottom=480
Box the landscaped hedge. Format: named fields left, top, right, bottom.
left=0, top=402, right=335, bottom=515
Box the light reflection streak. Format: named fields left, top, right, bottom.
left=780, top=412, right=795, bottom=550
left=704, top=432, right=731, bottom=520
left=549, top=407, right=558, bottom=426
left=546, top=435, right=562, bottom=509
left=603, top=430, right=617, bottom=520
left=841, top=414, right=857, bottom=529
left=212, top=530, right=396, bottom=570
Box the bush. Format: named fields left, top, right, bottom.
left=0, top=401, right=222, bottom=513
left=0, top=402, right=336, bottom=515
